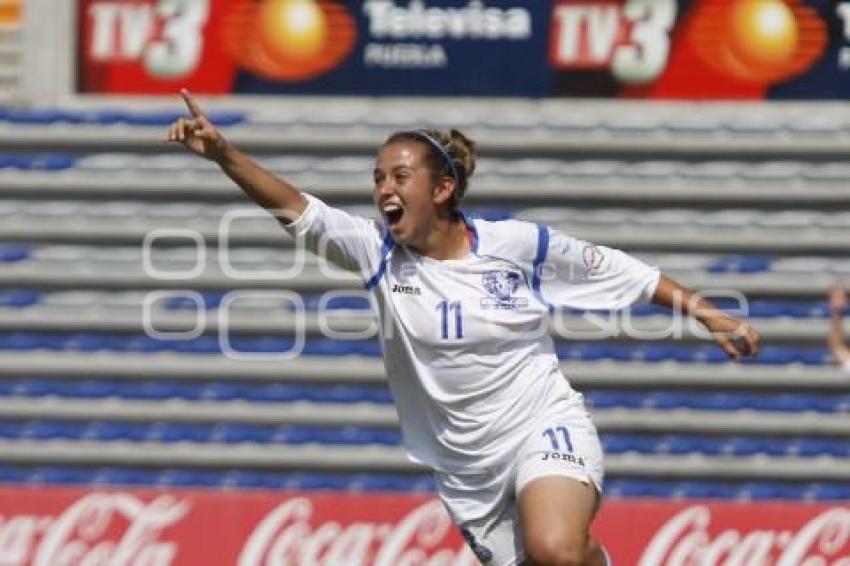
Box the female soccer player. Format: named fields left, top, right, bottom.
left=168, top=90, right=760, bottom=566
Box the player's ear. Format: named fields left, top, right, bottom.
left=432, top=177, right=456, bottom=206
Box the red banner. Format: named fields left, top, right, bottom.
left=0, top=486, right=847, bottom=565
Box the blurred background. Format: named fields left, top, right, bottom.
left=1, top=0, right=849, bottom=563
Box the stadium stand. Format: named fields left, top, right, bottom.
left=0, top=99, right=847, bottom=503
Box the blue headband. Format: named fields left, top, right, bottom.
left=408, top=129, right=460, bottom=188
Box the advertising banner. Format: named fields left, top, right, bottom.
left=0, top=486, right=848, bottom=564
left=76, top=0, right=850, bottom=99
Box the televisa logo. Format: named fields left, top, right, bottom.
left=363, top=0, right=531, bottom=40
left=361, top=0, right=532, bottom=69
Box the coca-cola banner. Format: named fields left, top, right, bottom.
left=77, top=0, right=850, bottom=99
left=0, top=486, right=847, bottom=565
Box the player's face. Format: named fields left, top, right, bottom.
left=373, top=141, right=439, bottom=246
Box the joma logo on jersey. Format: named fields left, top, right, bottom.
left=392, top=283, right=421, bottom=295
left=541, top=451, right=586, bottom=467
left=481, top=270, right=528, bottom=310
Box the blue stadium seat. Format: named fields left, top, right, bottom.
left=805, top=483, right=850, bottom=500
left=156, top=469, right=224, bottom=488
left=0, top=465, right=32, bottom=483
left=123, top=336, right=173, bottom=353
left=754, top=346, right=798, bottom=365
left=0, top=421, right=27, bottom=438
left=227, top=336, right=296, bottom=354
left=165, top=292, right=224, bottom=310
left=173, top=336, right=224, bottom=354
left=85, top=421, right=149, bottom=442
left=1, top=109, right=69, bottom=125
left=606, top=479, right=674, bottom=498
left=279, top=473, right=350, bottom=491
left=29, top=421, right=88, bottom=440
left=819, top=395, right=850, bottom=413
left=587, top=391, right=645, bottom=409
left=0, top=290, right=40, bottom=307
left=675, top=481, right=737, bottom=499
left=93, top=467, right=160, bottom=486
left=12, top=379, right=59, bottom=396
left=241, top=383, right=308, bottom=403
left=796, top=348, right=831, bottom=366
left=657, top=435, right=724, bottom=456
left=708, top=256, right=772, bottom=274
left=795, top=438, right=850, bottom=458
left=211, top=423, right=275, bottom=444
left=64, top=333, right=125, bottom=352
left=739, top=483, right=807, bottom=500
left=200, top=382, right=245, bottom=401
left=0, top=245, right=30, bottom=263
left=116, top=381, right=201, bottom=400
left=753, top=394, right=813, bottom=412
left=13, top=154, right=76, bottom=171
left=629, top=304, right=669, bottom=317
left=220, top=470, right=277, bottom=489
left=348, top=473, right=420, bottom=492
left=56, top=379, right=117, bottom=399
left=686, top=393, right=754, bottom=411
left=30, top=467, right=94, bottom=485
left=602, top=434, right=650, bottom=454
left=745, top=300, right=786, bottom=318
left=148, top=422, right=211, bottom=443
left=722, top=437, right=787, bottom=457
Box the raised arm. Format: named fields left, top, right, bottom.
left=166, top=89, right=307, bottom=223
left=828, top=287, right=850, bottom=365
left=652, top=274, right=760, bottom=361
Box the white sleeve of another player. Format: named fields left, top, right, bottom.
left=282, top=193, right=386, bottom=280
left=538, top=227, right=660, bottom=311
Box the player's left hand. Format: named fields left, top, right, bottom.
left=702, top=313, right=760, bottom=361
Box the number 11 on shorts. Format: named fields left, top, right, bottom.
left=543, top=426, right=573, bottom=452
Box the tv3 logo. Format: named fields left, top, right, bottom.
left=86, top=0, right=209, bottom=78
left=550, top=0, right=677, bottom=84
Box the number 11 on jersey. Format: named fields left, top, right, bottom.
left=437, top=300, right=463, bottom=340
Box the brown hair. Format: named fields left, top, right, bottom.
left=383, top=128, right=477, bottom=210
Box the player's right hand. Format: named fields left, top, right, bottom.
left=166, top=88, right=228, bottom=161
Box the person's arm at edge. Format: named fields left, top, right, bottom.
left=167, top=88, right=307, bottom=223
left=651, top=274, right=760, bottom=361
left=828, top=287, right=850, bottom=365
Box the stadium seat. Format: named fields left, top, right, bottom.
left=0, top=289, right=39, bottom=307
left=0, top=245, right=28, bottom=262
left=708, top=256, right=772, bottom=274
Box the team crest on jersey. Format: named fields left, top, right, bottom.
left=481, top=270, right=528, bottom=310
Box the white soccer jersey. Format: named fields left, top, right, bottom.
left=285, top=194, right=660, bottom=474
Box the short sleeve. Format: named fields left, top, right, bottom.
left=282, top=194, right=387, bottom=280
left=536, top=227, right=660, bottom=311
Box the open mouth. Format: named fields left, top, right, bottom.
left=383, top=203, right=404, bottom=227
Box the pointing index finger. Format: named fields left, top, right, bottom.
left=180, top=88, right=204, bottom=118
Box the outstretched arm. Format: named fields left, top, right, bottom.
left=829, top=287, right=850, bottom=365
left=166, top=89, right=307, bottom=223
left=652, top=274, right=760, bottom=361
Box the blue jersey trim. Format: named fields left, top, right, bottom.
left=532, top=225, right=554, bottom=313
left=365, top=230, right=395, bottom=290
left=460, top=212, right=479, bottom=254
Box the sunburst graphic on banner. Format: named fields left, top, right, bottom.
left=688, top=0, right=827, bottom=83
left=221, top=0, right=356, bottom=81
